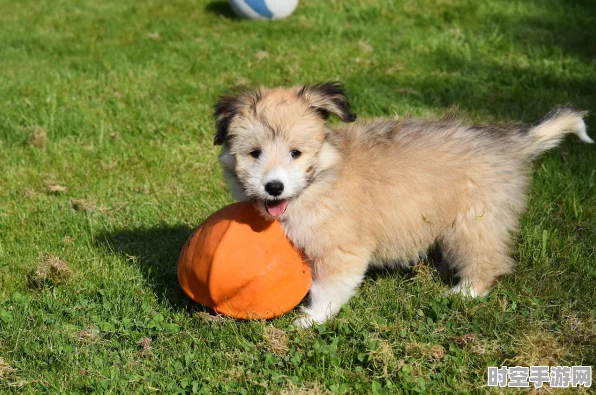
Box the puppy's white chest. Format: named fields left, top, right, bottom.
left=279, top=214, right=320, bottom=256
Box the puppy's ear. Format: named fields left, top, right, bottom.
left=214, top=88, right=263, bottom=145
left=213, top=94, right=242, bottom=145
left=298, top=81, right=357, bottom=123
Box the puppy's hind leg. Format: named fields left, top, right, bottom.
left=294, top=251, right=369, bottom=328
left=440, top=206, right=516, bottom=297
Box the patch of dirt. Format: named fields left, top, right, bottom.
left=468, top=338, right=499, bottom=356
left=44, top=181, right=67, bottom=194
left=261, top=326, right=289, bottom=357
left=562, top=312, right=595, bottom=344
left=357, top=41, right=373, bottom=53
left=73, top=328, right=99, bottom=342
left=0, top=358, right=15, bottom=378
left=278, top=382, right=332, bottom=395
left=194, top=311, right=227, bottom=323
left=23, top=188, right=36, bottom=198
left=371, top=338, right=397, bottom=367
left=29, top=255, right=73, bottom=288
left=509, top=330, right=567, bottom=367
left=137, top=337, right=151, bottom=351
left=450, top=333, right=477, bottom=345
left=371, top=321, right=401, bottom=333
left=405, top=342, right=445, bottom=361
left=385, top=64, right=406, bottom=75
left=26, top=126, right=48, bottom=147
left=395, top=87, right=421, bottom=96
left=70, top=198, right=110, bottom=213
left=255, top=50, right=269, bottom=60
left=369, top=338, right=399, bottom=378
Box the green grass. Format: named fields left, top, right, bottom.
left=1, top=0, right=595, bottom=393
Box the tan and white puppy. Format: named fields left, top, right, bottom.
left=213, top=82, right=592, bottom=327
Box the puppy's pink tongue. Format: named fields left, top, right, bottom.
left=265, top=199, right=288, bottom=217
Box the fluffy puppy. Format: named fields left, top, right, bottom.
left=213, top=82, right=592, bottom=326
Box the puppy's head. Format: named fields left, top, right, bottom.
left=214, top=81, right=356, bottom=218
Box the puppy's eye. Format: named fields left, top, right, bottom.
left=249, top=149, right=262, bottom=159
left=290, top=150, right=302, bottom=159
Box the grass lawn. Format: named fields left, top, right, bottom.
left=1, top=0, right=595, bottom=393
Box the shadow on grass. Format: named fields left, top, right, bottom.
left=94, top=222, right=454, bottom=315
left=95, top=224, right=209, bottom=312
left=349, top=50, right=596, bottom=126
left=365, top=246, right=456, bottom=286
left=93, top=216, right=300, bottom=316
left=345, top=0, right=596, bottom=124
left=493, top=0, right=596, bottom=62
left=204, top=1, right=239, bottom=19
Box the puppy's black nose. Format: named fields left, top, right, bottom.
left=265, top=181, right=284, bottom=197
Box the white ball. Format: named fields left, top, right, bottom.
left=228, top=0, right=299, bottom=20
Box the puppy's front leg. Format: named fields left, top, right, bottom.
left=294, top=252, right=369, bottom=328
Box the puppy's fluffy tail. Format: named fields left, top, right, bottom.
left=525, top=107, right=592, bottom=157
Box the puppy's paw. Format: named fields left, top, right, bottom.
left=293, top=307, right=328, bottom=328
left=447, top=283, right=478, bottom=298
left=447, top=281, right=489, bottom=298
left=293, top=316, right=316, bottom=328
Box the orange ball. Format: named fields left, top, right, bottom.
left=177, top=202, right=311, bottom=319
